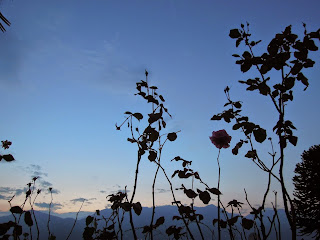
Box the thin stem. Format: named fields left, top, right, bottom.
left=216, top=149, right=221, bottom=240
left=66, top=200, right=85, bottom=240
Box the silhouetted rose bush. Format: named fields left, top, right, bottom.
left=1, top=23, right=320, bottom=240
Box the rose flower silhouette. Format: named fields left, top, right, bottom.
left=209, top=130, right=231, bottom=149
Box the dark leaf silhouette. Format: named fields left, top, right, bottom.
left=2, top=154, right=14, bottom=162
left=206, top=187, right=222, bottom=195
left=24, top=211, right=33, bottom=227
left=132, top=202, right=142, bottom=216
left=10, top=206, right=23, bottom=214
left=154, top=216, right=165, bottom=228
left=253, top=128, right=267, bottom=143
left=133, top=113, right=143, bottom=121
left=229, top=29, right=241, bottom=39
left=242, top=218, right=254, bottom=230
left=85, top=216, right=94, bottom=226
left=167, top=132, right=177, bottom=141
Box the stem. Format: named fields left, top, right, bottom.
left=128, top=152, right=141, bottom=240
left=66, top=200, right=84, bottom=240
left=154, top=161, right=195, bottom=240
left=216, top=149, right=221, bottom=240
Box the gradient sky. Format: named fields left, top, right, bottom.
left=0, top=0, right=319, bottom=215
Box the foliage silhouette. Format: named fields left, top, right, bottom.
left=293, top=145, right=320, bottom=239
left=212, top=22, right=320, bottom=240
left=1, top=22, right=320, bottom=240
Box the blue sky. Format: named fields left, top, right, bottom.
left=0, top=0, right=319, bottom=214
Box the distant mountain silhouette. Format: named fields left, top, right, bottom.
left=0, top=205, right=312, bottom=239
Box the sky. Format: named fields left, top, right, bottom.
left=0, top=0, right=319, bottom=215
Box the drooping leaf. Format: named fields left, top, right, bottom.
left=24, top=211, right=33, bottom=227
left=133, top=202, right=142, bottom=216
left=197, top=189, right=211, bottom=204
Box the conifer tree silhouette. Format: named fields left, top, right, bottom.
left=293, top=144, right=320, bottom=239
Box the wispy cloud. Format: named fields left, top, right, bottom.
left=156, top=188, right=170, bottom=194
left=35, top=202, right=63, bottom=211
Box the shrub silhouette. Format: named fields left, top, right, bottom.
left=293, top=145, right=320, bottom=240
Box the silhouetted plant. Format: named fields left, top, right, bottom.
left=293, top=144, right=320, bottom=239
left=0, top=140, right=14, bottom=163
left=0, top=11, right=10, bottom=32
left=212, top=22, right=320, bottom=240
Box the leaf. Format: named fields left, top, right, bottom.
left=132, top=202, right=142, bottom=216
left=133, top=113, right=143, bottom=121
left=297, top=72, right=309, bottom=90
left=121, top=202, right=131, bottom=211
left=24, top=211, right=33, bottom=227
left=184, top=189, right=197, bottom=199
left=228, top=216, right=239, bottom=226
left=2, top=154, right=14, bottom=162
left=258, top=82, right=270, bottom=96
left=124, top=111, right=132, bottom=115
left=198, top=190, right=211, bottom=204
left=86, top=216, right=94, bottom=226
left=232, top=54, right=240, bottom=57
left=236, top=38, right=243, bottom=47
left=10, top=206, right=23, bottom=214
left=211, top=115, right=222, bottom=121
left=229, top=29, right=241, bottom=39
left=213, top=219, right=218, bottom=226
left=206, top=188, right=222, bottom=195
left=242, top=218, right=254, bottom=230
left=159, top=95, right=165, bottom=102
left=253, top=128, right=267, bottom=143
left=83, top=227, right=95, bottom=240
left=148, top=150, right=157, bottom=162
left=155, top=216, right=165, bottom=228
left=233, top=101, right=242, bottom=108
left=283, top=77, right=295, bottom=90
left=245, top=150, right=257, bottom=159
left=220, top=220, right=227, bottom=228
left=167, top=132, right=177, bottom=141
left=288, top=135, right=298, bottom=146
left=241, top=62, right=252, bottom=73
